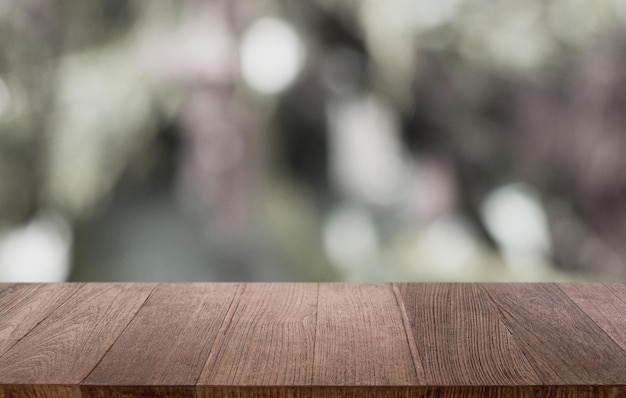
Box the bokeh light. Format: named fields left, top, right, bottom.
left=240, top=17, right=305, bottom=95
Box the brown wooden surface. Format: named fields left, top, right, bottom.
left=313, top=283, right=422, bottom=386
left=0, top=283, right=625, bottom=398
left=480, top=283, right=626, bottom=385
left=0, top=284, right=82, bottom=358
left=83, top=283, right=238, bottom=390
left=395, top=283, right=540, bottom=386
left=197, top=283, right=317, bottom=389
left=0, top=283, right=154, bottom=398
left=559, top=283, right=626, bottom=353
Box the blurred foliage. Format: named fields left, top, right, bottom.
left=1, top=0, right=626, bottom=281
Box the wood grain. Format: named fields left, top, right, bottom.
left=396, top=283, right=540, bottom=386
left=189, top=386, right=625, bottom=398
left=0, top=283, right=82, bottom=358
left=559, top=283, right=626, bottom=352
left=81, top=385, right=194, bottom=398
left=197, top=283, right=317, bottom=390
left=313, top=283, right=421, bottom=386
left=83, top=283, right=239, bottom=392
left=0, top=283, right=155, bottom=386
left=0, top=385, right=80, bottom=398
left=10, top=386, right=624, bottom=398
left=481, top=283, right=626, bottom=385
left=0, top=283, right=625, bottom=398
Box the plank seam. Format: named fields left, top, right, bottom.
left=479, top=283, right=626, bottom=385
left=310, top=282, right=319, bottom=384
left=0, top=283, right=85, bottom=360
left=79, top=283, right=159, bottom=384
left=477, top=284, right=546, bottom=383
left=195, top=283, right=245, bottom=386
left=391, top=283, right=427, bottom=383
left=556, top=284, right=626, bottom=357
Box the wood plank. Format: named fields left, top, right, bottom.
left=197, top=283, right=317, bottom=391
left=83, top=283, right=240, bottom=395
left=176, top=385, right=624, bottom=398
left=395, top=283, right=540, bottom=386
left=481, top=283, right=626, bottom=385
left=0, top=283, right=155, bottom=389
left=312, top=283, right=421, bottom=386
left=409, top=386, right=620, bottom=398
left=1, top=282, right=625, bottom=397
left=194, top=386, right=513, bottom=398
left=559, top=283, right=626, bottom=353
left=0, top=283, right=83, bottom=357
left=80, top=385, right=192, bottom=398
left=411, top=386, right=623, bottom=398
left=0, top=385, right=80, bottom=398
left=6, top=385, right=622, bottom=398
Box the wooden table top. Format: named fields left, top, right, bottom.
left=0, top=283, right=624, bottom=397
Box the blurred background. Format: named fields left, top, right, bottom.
left=1, top=0, right=626, bottom=282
